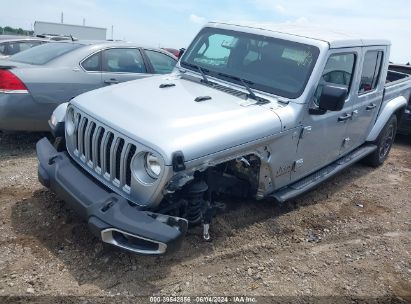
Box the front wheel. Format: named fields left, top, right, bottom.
left=363, top=115, right=397, bottom=167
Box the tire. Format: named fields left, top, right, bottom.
left=363, top=115, right=397, bottom=167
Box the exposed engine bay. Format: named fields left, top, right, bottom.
left=158, top=155, right=261, bottom=240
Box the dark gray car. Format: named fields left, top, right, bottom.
left=0, top=40, right=177, bottom=131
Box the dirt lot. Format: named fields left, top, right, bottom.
left=0, top=131, right=410, bottom=302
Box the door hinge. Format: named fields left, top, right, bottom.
left=300, top=126, right=312, bottom=139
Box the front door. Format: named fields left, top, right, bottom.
left=345, top=47, right=386, bottom=150
left=292, top=50, right=359, bottom=182
left=101, top=48, right=152, bottom=85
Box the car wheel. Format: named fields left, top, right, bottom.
left=363, top=115, right=397, bottom=167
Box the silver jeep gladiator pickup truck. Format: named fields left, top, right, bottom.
left=37, top=22, right=411, bottom=254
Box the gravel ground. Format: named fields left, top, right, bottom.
left=0, top=131, right=410, bottom=303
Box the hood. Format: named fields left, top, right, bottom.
left=71, top=74, right=283, bottom=164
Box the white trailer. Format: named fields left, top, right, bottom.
left=34, top=21, right=106, bottom=40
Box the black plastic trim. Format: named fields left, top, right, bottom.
left=36, top=138, right=187, bottom=254
left=172, top=151, right=186, bottom=172
left=48, top=120, right=65, bottom=138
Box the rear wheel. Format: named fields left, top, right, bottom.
left=363, top=115, right=397, bottom=167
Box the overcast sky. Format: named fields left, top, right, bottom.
left=1, top=0, right=410, bottom=63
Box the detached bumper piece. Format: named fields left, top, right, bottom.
left=36, top=138, right=187, bottom=255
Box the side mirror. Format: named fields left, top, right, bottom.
left=318, top=85, right=347, bottom=111
left=178, top=48, right=186, bottom=59
left=310, top=85, right=348, bottom=114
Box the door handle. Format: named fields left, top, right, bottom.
left=104, top=79, right=119, bottom=84
left=366, top=103, right=377, bottom=110
left=338, top=113, right=352, bottom=122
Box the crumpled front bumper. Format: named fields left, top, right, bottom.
left=36, top=137, right=187, bottom=254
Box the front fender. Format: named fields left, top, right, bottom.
left=49, top=102, right=68, bottom=137
left=366, top=96, right=406, bottom=142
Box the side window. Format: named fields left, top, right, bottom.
left=314, top=53, right=355, bottom=106
left=145, top=50, right=177, bottom=74
left=81, top=52, right=102, bottom=72
left=0, top=43, right=5, bottom=55
left=102, top=48, right=146, bottom=73
left=359, top=51, right=383, bottom=94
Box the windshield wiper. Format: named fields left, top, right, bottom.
left=182, top=62, right=209, bottom=84
left=217, top=72, right=257, bottom=99
left=239, top=79, right=257, bottom=100
left=217, top=72, right=270, bottom=105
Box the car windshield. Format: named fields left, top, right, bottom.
left=180, top=27, right=320, bottom=99
left=9, top=42, right=83, bottom=65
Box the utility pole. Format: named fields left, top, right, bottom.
left=61, top=12, right=64, bottom=24
left=83, top=18, right=85, bottom=26
left=111, top=25, right=114, bottom=40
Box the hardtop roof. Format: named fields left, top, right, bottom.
left=207, top=22, right=390, bottom=48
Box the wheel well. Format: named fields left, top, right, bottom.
left=394, top=106, right=406, bottom=121
left=186, top=154, right=263, bottom=200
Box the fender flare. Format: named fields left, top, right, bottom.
left=49, top=102, right=68, bottom=137
left=366, top=96, right=406, bottom=142
left=51, top=102, right=69, bottom=124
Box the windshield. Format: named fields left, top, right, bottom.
left=181, top=27, right=320, bottom=99
left=9, top=42, right=83, bottom=65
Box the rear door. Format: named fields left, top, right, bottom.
left=344, top=47, right=386, bottom=150
left=101, top=48, right=152, bottom=85
left=72, top=50, right=104, bottom=97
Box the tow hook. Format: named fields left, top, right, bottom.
left=203, top=223, right=210, bottom=241
left=202, top=201, right=225, bottom=241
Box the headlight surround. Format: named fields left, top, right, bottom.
left=131, top=151, right=163, bottom=184
left=65, top=108, right=75, bottom=136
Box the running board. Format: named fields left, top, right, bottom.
left=272, top=144, right=377, bottom=203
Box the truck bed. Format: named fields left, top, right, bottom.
left=383, top=64, right=411, bottom=105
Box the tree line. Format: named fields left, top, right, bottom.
left=0, top=26, right=33, bottom=36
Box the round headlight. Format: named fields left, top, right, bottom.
left=144, top=152, right=161, bottom=178
left=65, top=108, right=75, bottom=135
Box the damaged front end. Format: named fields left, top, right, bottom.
left=37, top=138, right=188, bottom=255
left=158, top=154, right=263, bottom=240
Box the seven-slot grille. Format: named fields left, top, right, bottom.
left=70, top=110, right=137, bottom=194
